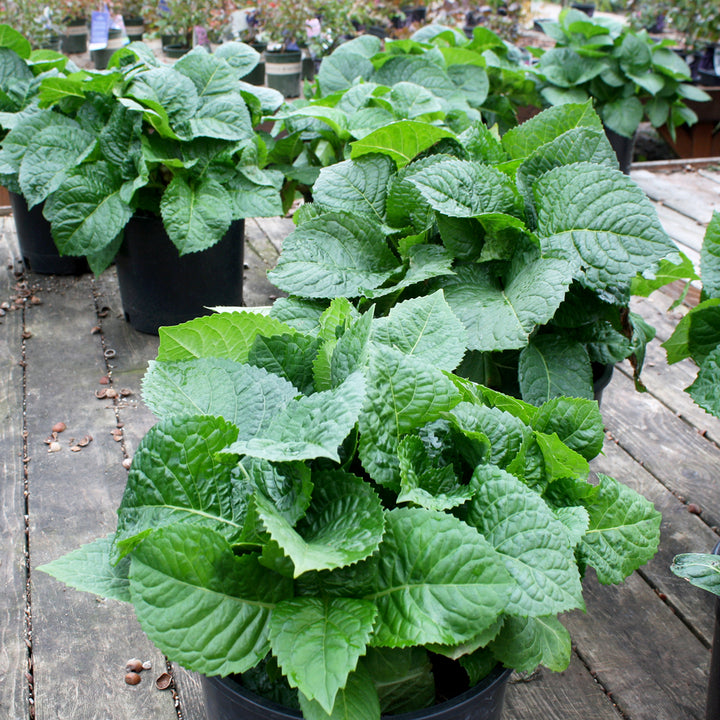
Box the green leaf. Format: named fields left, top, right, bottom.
left=268, top=213, right=400, bottom=299
left=532, top=396, right=604, bottom=461
left=248, top=333, right=320, bottom=395
left=214, top=41, right=261, bottom=77
left=313, top=155, right=395, bottom=223
left=318, top=52, right=375, bottom=95
left=350, top=121, right=456, bottom=168
left=331, top=310, right=374, bottom=387
left=518, top=335, right=594, bottom=404
left=369, top=508, right=513, bottom=647
left=533, top=431, right=590, bottom=483
left=631, top=252, right=698, bottom=298
left=535, top=163, right=677, bottom=289
left=45, top=161, right=133, bottom=258
left=114, top=414, right=244, bottom=558
left=501, top=101, right=601, bottom=159
left=142, top=358, right=297, bottom=430
left=129, top=525, right=291, bottom=675
left=397, top=435, right=473, bottom=511
left=0, top=24, right=31, bottom=58
left=467, top=465, right=584, bottom=616
left=440, top=253, right=575, bottom=352
left=601, top=96, right=644, bottom=138
left=299, top=664, right=381, bottom=720
left=671, top=553, right=720, bottom=597
left=578, top=474, right=661, bottom=584
left=358, top=347, right=460, bottom=487
left=227, top=372, right=366, bottom=463
left=701, top=211, right=720, bottom=299
left=363, top=648, right=435, bottom=715
left=687, top=346, right=720, bottom=417
left=270, top=597, right=378, bottom=714
left=409, top=158, right=519, bottom=217
left=19, top=124, right=95, bottom=208
left=157, top=311, right=297, bottom=361
left=371, top=291, right=467, bottom=371
left=490, top=615, right=571, bottom=672
left=160, top=175, right=232, bottom=254
left=662, top=298, right=720, bottom=365
left=38, top=535, right=131, bottom=603
left=254, top=470, right=385, bottom=576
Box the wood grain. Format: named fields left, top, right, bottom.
left=0, top=216, right=29, bottom=720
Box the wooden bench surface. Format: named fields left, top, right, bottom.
left=2, top=162, right=720, bottom=720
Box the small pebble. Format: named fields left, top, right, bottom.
left=125, top=672, right=141, bottom=686
left=52, top=422, right=66, bottom=434
left=687, top=503, right=702, bottom=515
left=125, top=658, right=143, bottom=673
left=142, top=661, right=152, bottom=671
left=122, top=458, right=132, bottom=470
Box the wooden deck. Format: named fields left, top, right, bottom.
left=2, top=160, right=720, bottom=720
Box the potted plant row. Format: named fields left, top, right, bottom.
left=530, top=8, right=710, bottom=172
left=0, top=30, right=285, bottom=332
left=40, top=288, right=662, bottom=719
left=268, top=100, right=691, bottom=405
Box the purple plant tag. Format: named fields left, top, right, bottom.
left=194, top=26, right=209, bottom=46
left=89, top=10, right=111, bottom=50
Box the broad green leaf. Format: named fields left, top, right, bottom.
left=243, top=457, right=312, bottom=526
left=268, top=213, right=399, bottom=299
left=468, top=465, right=584, bottom=616
left=248, top=333, right=320, bottom=395
left=631, top=252, right=698, bottom=298
left=255, top=470, right=384, bottom=576
left=371, top=291, right=467, bottom=371
left=214, top=41, right=261, bottom=77
left=369, top=508, right=513, bottom=646
left=189, top=93, right=253, bottom=141
left=313, top=155, right=395, bottom=223
left=228, top=372, right=366, bottom=463
left=19, top=124, right=95, bottom=208
left=535, top=163, right=677, bottom=289
left=45, top=161, right=133, bottom=258
left=701, top=211, right=720, bottom=299
left=687, top=346, right=720, bottom=417
left=671, top=553, right=720, bottom=597
left=409, top=158, right=519, bottom=218
left=389, top=81, right=445, bottom=120
left=270, top=298, right=328, bottom=335
left=331, top=310, right=374, bottom=387
left=440, top=253, right=574, bottom=352
left=160, top=175, right=232, bottom=254
left=662, top=298, right=720, bottom=365
left=350, top=120, right=456, bottom=168
left=299, top=664, right=381, bottom=720
left=533, top=431, right=589, bottom=482
left=554, top=506, right=590, bottom=547
left=601, top=96, right=643, bottom=138
left=358, top=347, right=460, bottom=487
left=157, top=311, right=298, bottom=361
left=490, top=615, right=571, bottom=673
left=0, top=24, right=31, bottom=58
left=534, top=48, right=607, bottom=89
left=501, top=101, right=601, bottom=159
left=142, top=358, right=297, bottom=429
left=372, top=56, right=457, bottom=97
left=397, top=435, right=473, bottom=511
left=114, top=414, right=244, bottom=558
left=518, top=335, right=594, bottom=404
left=38, top=535, right=131, bottom=603
left=532, top=396, right=604, bottom=460
left=129, top=525, right=291, bottom=675
left=226, top=170, right=283, bottom=219
left=363, top=648, right=434, bottom=715
left=578, top=474, right=661, bottom=584
left=270, top=597, right=378, bottom=713
left=317, top=52, right=375, bottom=95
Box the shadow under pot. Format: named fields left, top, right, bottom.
left=9, top=192, right=89, bottom=275
left=115, top=212, right=245, bottom=335
left=201, top=665, right=513, bottom=720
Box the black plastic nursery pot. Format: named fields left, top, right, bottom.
left=9, top=193, right=88, bottom=275
left=706, top=541, right=720, bottom=720
left=570, top=2, right=595, bottom=16
left=91, top=28, right=124, bottom=70
left=164, top=44, right=191, bottom=59
left=604, top=126, right=635, bottom=175
left=115, top=213, right=244, bottom=335
left=61, top=17, right=87, bottom=54
left=265, top=50, right=303, bottom=98
left=201, top=665, right=513, bottom=720
left=124, top=16, right=144, bottom=42
left=241, top=42, right=266, bottom=86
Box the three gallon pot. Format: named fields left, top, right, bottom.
left=9, top=192, right=88, bottom=275
left=201, top=665, right=512, bottom=720
left=265, top=50, right=302, bottom=98
left=115, top=212, right=244, bottom=334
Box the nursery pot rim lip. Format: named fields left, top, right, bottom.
left=202, top=664, right=513, bottom=719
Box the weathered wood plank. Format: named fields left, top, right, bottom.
left=631, top=169, right=720, bottom=225
left=253, top=215, right=294, bottom=256
left=600, top=368, right=720, bottom=531
left=0, top=217, right=29, bottom=720
left=653, top=204, right=705, bottom=258
left=25, top=273, right=176, bottom=720
left=564, top=571, right=708, bottom=720
left=504, top=653, right=623, bottom=719
left=243, top=220, right=286, bottom=308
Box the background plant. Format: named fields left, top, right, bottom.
left=665, top=0, right=720, bottom=53
left=0, top=0, right=66, bottom=47
left=530, top=8, right=710, bottom=139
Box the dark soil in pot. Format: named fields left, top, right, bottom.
left=9, top=193, right=89, bottom=275
left=202, top=663, right=512, bottom=720
left=115, top=213, right=244, bottom=334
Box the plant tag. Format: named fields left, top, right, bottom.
left=89, top=10, right=111, bottom=50
left=194, top=26, right=209, bottom=46
left=715, top=47, right=720, bottom=76
left=158, top=0, right=170, bottom=14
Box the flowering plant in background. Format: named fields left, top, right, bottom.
left=59, top=0, right=93, bottom=20
left=0, top=0, right=65, bottom=46
left=255, top=0, right=315, bottom=50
